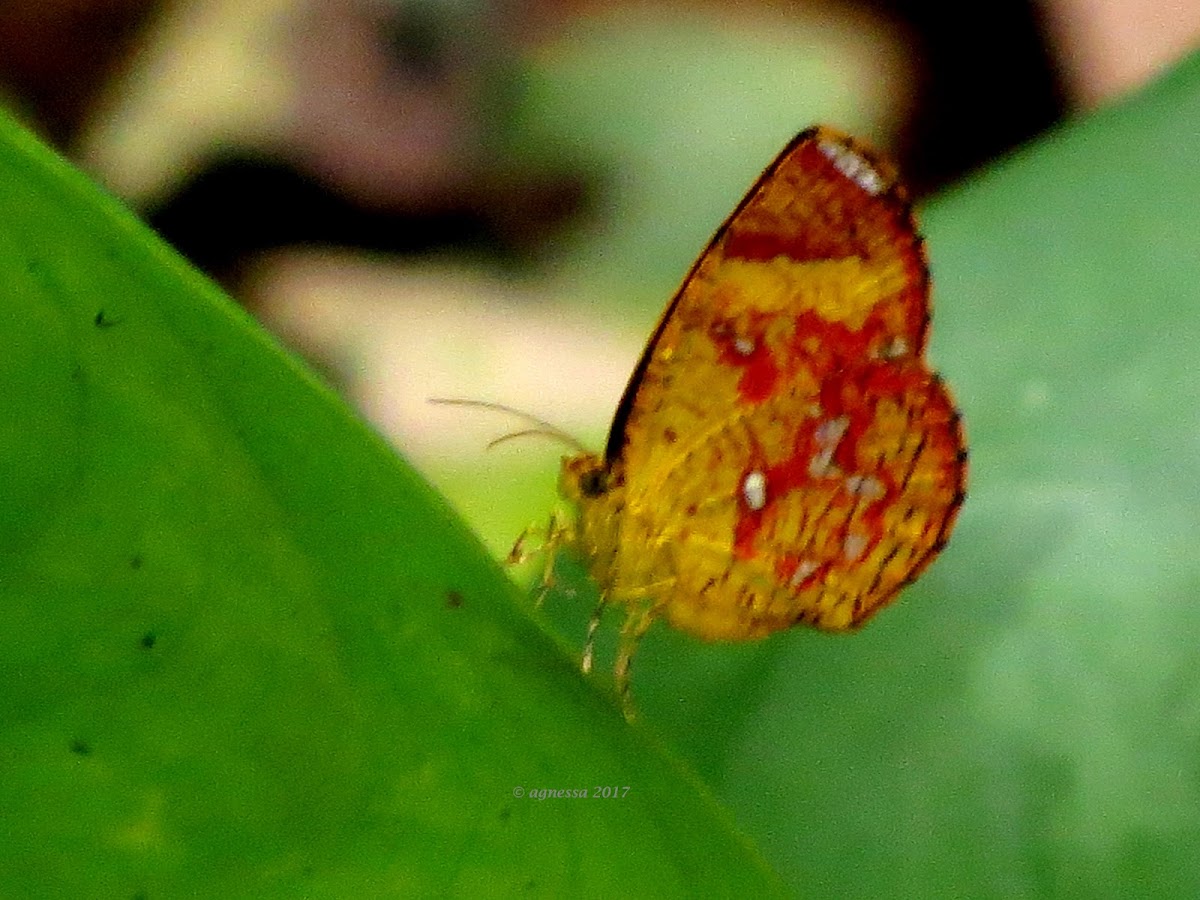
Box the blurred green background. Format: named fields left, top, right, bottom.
left=2, top=2, right=1200, bottom=897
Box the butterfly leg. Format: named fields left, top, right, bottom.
left=542, top=511, right=574, bottom=606
left=506, top=522, right=541, bottom=566
left=614, top=604, right=657, bottom=722
left=507, top=511, right=573, bottom=608
left=580, top=592, right=609, bottom=675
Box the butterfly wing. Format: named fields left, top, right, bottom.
left=604, top=127, right=966, bottom=638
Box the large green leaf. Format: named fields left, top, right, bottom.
left=7, top=37, right=1198, bottom=898
left=0, top=115, right=783, bottom=896
left=608, top=49, right=1200, bottom=900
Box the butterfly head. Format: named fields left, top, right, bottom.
left=558, top=453, right=611, bottom=503
left=558, top=452, right=628, bottom=591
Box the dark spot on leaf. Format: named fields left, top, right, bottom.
left=140, top=632, right=156, bottom=650
left=94, top=309, right=120, bottom=328
left=130, top=554, right=143, bottom=570
left=498, top=805, right=512, bottom=822
left=445, top=590, right=464, bottom=609
left=70, top=739, right=91, bottom=755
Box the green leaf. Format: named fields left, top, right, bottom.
left=626, top=49, right=1200, bottom=899
left=0, top=115, right=783, bottom=896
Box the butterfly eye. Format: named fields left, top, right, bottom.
left=579, top=468, right=608, bottom=498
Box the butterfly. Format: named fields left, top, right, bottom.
left=545, top=126, right=967, bottom=717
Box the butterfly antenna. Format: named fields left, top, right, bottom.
left=429, top=397, right=588, bottom=454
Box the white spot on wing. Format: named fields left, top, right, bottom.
left=815, top=417, right=848, bottom=441
left=842, top=531, right=869, bottom=562
left=733, top=335, right=755, bottom=356
left=818, top=139, right=885, bottom=196
left=742, top=470, right=767, bottom=511
left=809, top=416, right=850, bottom=477
left=845, top=474, right=886, bottom=501
left=881, top=336, right=909, bottom=360
left=789, top=558, right=819, bottom=588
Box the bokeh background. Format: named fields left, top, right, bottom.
left=1, top=0, right=1193, bottom=531
left=6, top=1, right=1196, bottom=539
left=5, top=2, right=1200, bottom=896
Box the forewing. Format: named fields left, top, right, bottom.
left=607, top=127, right=930, bottom=468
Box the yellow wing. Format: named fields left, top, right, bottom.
left=591, top=127, right=967, bottom=640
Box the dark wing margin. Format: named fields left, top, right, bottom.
left=601, top=126, right=917, bottom=466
